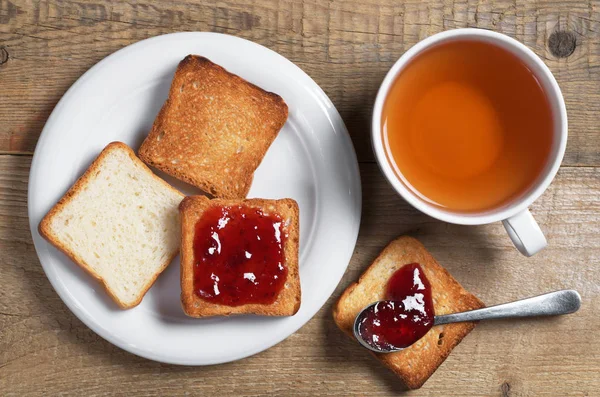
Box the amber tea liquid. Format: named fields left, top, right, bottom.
left=382, top=40, right=553, bottom=212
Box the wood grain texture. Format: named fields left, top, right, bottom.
left=1, top=0, right=600, bottom=164
left=1, top=156, right=599, bottom=396
left=2, top=0, right=600, bottom=395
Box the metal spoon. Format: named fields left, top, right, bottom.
left=354, top=289, right=582, bottom=353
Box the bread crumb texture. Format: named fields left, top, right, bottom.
left=40, top=142, right=184, bottom=308
left=138, top=55, right=288, bottom=199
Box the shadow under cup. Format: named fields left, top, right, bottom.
left=371, top=28, right=567, bottom=255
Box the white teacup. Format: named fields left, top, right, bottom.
left=371, top=28, right=568, bottom=257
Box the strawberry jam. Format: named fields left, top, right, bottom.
left=192, top=205, right=287, bottom=306
left=357, top=263, right=434, bottom=350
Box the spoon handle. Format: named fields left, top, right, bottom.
left=434, top=290, right=581, bottom=326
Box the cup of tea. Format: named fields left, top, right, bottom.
left=372, top=28, right=567, bottom=256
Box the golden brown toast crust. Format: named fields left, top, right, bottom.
left=179, top=196, right=301, bottom=317
left=38, top=142, right=185, bottom=309
left=139, top=55, right=289, bottom=199
left=333, top=236, right=485, bottom=389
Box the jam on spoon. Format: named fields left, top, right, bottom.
left=356, top=263, right=434, bottom=351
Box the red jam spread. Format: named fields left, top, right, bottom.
left=192, top=205, right=288, bottom=306
left=357, top=263, right=434, bottom=350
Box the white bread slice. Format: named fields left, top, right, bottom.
left=38, top=142, right=185, bottom=309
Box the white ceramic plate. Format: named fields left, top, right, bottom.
left=28, top=32, right=361, bottom=365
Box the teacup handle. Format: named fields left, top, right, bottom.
left=502, top=209, right=547, bottom=257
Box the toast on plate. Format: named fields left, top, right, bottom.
left=333, top=236, right=485, bottom=389
left=179, top=196, right=300, bottom=317
left=139, top=55, right=289, bottom=199
left=38, top=142, right=184, bottom=309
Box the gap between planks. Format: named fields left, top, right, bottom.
left=1, top=153, right=600, bottom=169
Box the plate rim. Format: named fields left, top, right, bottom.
left=27, top=31, right=362, bottom=365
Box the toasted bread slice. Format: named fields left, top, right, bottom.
left=138, top=55, right=289, bottom=199
left=333, top=236, right=485, bottom=389
left=179, top=196, right=300, bottom=317
left=38, top=142, right=184, bottom=309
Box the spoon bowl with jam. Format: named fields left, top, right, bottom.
left=353, top=264, right=582, bottom=354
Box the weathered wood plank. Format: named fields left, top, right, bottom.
left=1, top=0, right=599, bottom=164
left=1, top=155, right=598, bottom=396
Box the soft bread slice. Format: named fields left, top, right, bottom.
left=179, top=196, right=301, bottom=317
left=138, top=55, right=289, bottom=199
left=333, top=236, right=485, bottom=390
left=38, top=142, right=184, bottom=309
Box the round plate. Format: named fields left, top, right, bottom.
left=28, top=32, right=361, bottom=365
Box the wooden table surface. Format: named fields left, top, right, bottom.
left=1, top=0, right=599, bottom=395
